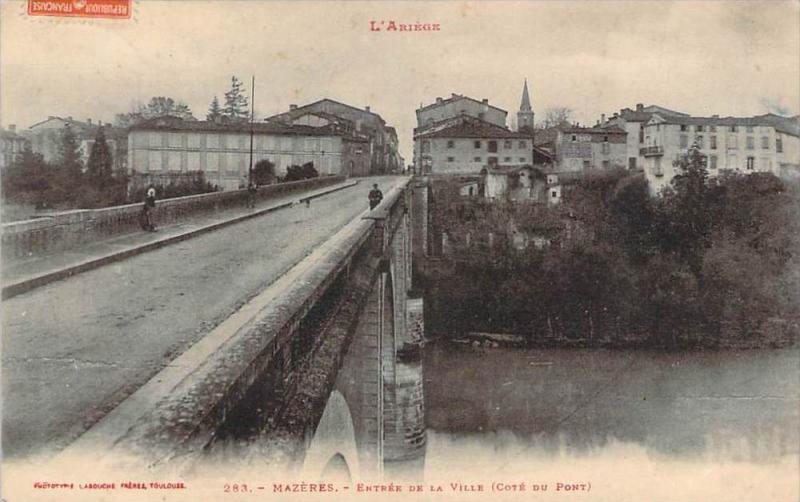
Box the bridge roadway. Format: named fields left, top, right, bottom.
left=1, top=175, right=404, bottom=459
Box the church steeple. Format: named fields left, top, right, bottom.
left=517, top=78, right=534, bottom=132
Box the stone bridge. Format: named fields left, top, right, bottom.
left=56, top=176, right=425, bottom=481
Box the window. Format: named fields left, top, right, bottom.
left=504, top=157, right=511, bottom=162
left=474, top=140, right=481, bottom=149
left=473, top=156, right=481, bottom=162
left=777, top=135, right=783, bottom=153
left=746, top=136, right=754, bottom=150
left=709, top=155, right=718, bottom=169
left=488, top=140, right=498, bottom=153
left=519, top=157, right=526, bottom=162
left=746, top=156, right=755, bottom=170
left=603, top=135, right=609, bottom=142
left=680, top=135, right=688, bottom=148
left=730, top=125, right=738, bottom=132
left=601, top=143, right=610, bottom=154
left=710, top=125, right=717, bottom=132
left=639, top=125, right=644, bottom=143
left=654, top=157, right=663, bottom=176
left=680, top=125, right=688, bottom=132
left=447, top=140, right=455, bottom=149
left=488, top=156, right=498, bottom=165
left=697, top=125, right=704, bottom=132
left=629, top=157, right=637, bottom=170
left=761, top=136, right=769, bottom=149
left=519, top=141, right=527, bottom=148
left=696, top=135, right=704, bottom=148
left=710, top=136, right=717, bottom=150
left=583, top=160, right=591, bottom=169
left=571, top=135, right=577, bottom=142
left=602, top=160, right=610, bottom=169
left=551, top=190, right=558, bottom=198
left=504, top=140, right=512, bottom=149
left=447, top=156, right=455, bottom=162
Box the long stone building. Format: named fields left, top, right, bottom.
left=127, top=116, right=369, bottom=190
left=638, top=113, right=800, bottom=194
left=416, top=93, right=508, bottom=128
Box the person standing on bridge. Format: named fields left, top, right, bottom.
left=141, top=186, right=157, bottom=232
left=368, top=183, right=383, bottom=210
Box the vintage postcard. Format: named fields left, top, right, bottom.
left=1, top=1, right=798, bottom=501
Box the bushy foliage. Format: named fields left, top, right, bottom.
left=252, top=159, right=276, bottom=185
left=283, top=162, right=318, bottom=182
left=423, top=153, right=800, bottom=348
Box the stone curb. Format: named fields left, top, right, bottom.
left=1, top=180, right=360, bottom=300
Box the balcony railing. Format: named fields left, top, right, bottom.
left=640, top=145, right=664, bottom=157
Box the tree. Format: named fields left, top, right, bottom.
left=207, top=95, right=223, bottom=122
left=662, top=143, right=711, bottom=277
left=223, top=76, right=249, bottom=122
left=59, top=124, right=83, bottom=181
left=86, top=126, right=113, bottom=187
left=541, top=107, right=573, bottom=128
left=114, top=96, right=195, bottom=127
left=252, top=159, right=275, bottom=185
left=284, top=162, right=318, bottom=182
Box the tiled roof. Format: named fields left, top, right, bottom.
left=414, top=115, right=530, bottom=139
left=265, top=99, right=385, bottom=123
left=130, top=115, right=354, bottom=137
left=417, top=94, right=508, bottom=115
left=650, top=113, right=800, bottom=137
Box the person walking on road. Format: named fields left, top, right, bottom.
left=247, top=181, right=257, bottom=209
left=368, top=183, right=383, bottom=210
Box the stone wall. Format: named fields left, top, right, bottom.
left=2, top=175, right=345, bottom=260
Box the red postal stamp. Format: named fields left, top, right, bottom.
left=27, top=0, right=131, bottom=19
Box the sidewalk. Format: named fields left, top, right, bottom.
left=1, top=180, right=359, bottom=299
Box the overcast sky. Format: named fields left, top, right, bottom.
left=2, top=0, right=798, bottom=161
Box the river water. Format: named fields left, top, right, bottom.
left=423, top=343, right=800, bottom=502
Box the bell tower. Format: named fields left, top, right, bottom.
left=517, top=78, right=534, bottom=132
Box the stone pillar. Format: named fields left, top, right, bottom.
left=383, top=296, right=426, bottom=481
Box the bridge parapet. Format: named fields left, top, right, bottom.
left=2, top=176, right=345, bottom=260
left=60, top=176, right=423, bottom=482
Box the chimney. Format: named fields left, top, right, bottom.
left=9, top=124, right=16, bottom=132
left=636, top=103, right=644, bottom=112
left=365, top=106, right=371, bottom=112
left=87, top=118, right=92, bottom=125
left=613, top=112, right=619, bottom=119
left=289, top=104, right=297, bottom=110
left=436, top=97, right=443, bottom=105
left=482, top=98, right=488, bottom=104
left=712, top=114, right=719, bottom=118
left=68, top=116, right=73, bottom=121
left=451, top=93, right=458, bottom=98
left=601, top=113, right=606, bottom=124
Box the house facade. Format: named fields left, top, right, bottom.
left=1, top=125, right=29, bottom=169
left=640, top=113, right=800, bottom=194
left=127, top=116, right=367, bottom=191
left=24, top=116, right=127, bottom=171
left=414, top=115, right=533, bottom=175
left=600, top=103, right=688, bottom=171
left=535, top=125, right=627, bottom=173
left=265, top=99, right=401, bottom=174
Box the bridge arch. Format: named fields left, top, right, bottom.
left=301, top=390, right=360, bottom=481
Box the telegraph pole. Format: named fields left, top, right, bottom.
left=248, top=75, right=255, bottom=185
